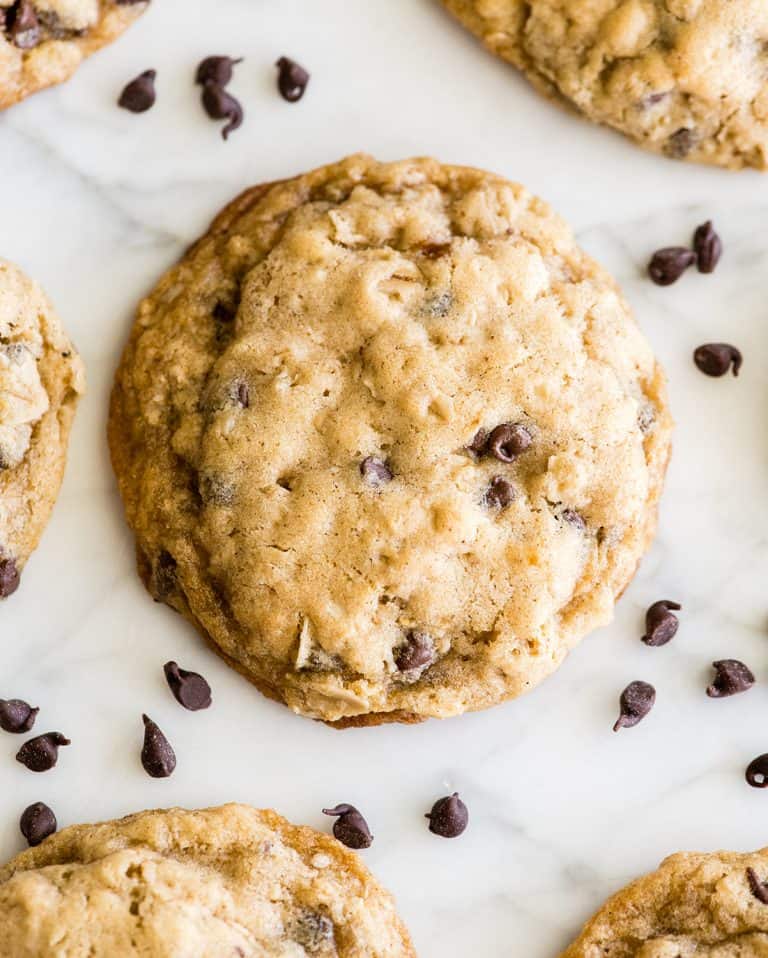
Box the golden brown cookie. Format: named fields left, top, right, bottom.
left=0, top=257, right=84, bottom=598
left=108, top=154, right=672, bottom=726
left=0, top=803, right=415, bottom=956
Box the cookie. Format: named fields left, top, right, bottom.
left=562, top=847, right=768, bottom=957
left=440, top=1, right=768, bottom=170
left=0, top=258, right=84, bottom=598
left=108, top=154, right=672, bottom=726
left=0, top=803, right=415, bottom=956
left=0, top=0, right=148, bottom=109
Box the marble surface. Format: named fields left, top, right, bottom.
left=2, top=0, right=768, bottom=954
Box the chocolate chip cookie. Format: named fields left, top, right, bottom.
left=0, top=258, right=84, bottom=598
left=0, top=0, right=148, bottom=109
left=441, top=1, right=768, bottom=170
left=0, top=803, right=415, bottom=955
left=562, top=847, right=768, bottom=957
left=108, top=154, right=672, bottom=725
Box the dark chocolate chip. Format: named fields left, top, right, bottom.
left=20, top=802, right=57, bottom=847
left=613, top=681, right=656, bottom=731
left=234, top=381, right=249, bottom=408
left=486, top=423, right=532, bottom=462
left=291, top=910, right=335, bottom=951
left=647, top=247, right=696, bottom=286
left=394, top=631, right=434, bottom=672
left=467, top=428, right=488, bottom=457
left=747, top=868, right=768, bottom=904
left=641, top=599, right=681, bottom=647
left=153, top=551, right=177, bottom=599
left=141, top=714, right=176, bottom=778
left=746, top=754, right=768, bottom=788
left=420, top=243, right=451, bottom=259
left=0, top=557, right=20, bottom=598
left=360, top=456, right=392, bottom=487
left=16, top=732, right=70, bottom=772
left=693, top=220, right=722, bottom=274
left=693, top=343, right=742, bottom=378
left=276, top=56, right=310, bottom=102
left=484, top=476, right=515, bottom=510
left=561, top=508, right=586, bottom=532
left=706, top=659, right=755, bottom=698
left=195, top=56, right=242, bottom=88
left=322, top=804, right=372, bottom=849
left=163, top=661, right=212, bottom=711
left=10, top=0, right=39, bottom=49
left=665, top=127, right=696, bottom=158
left=426, top=793, right=468, bottom=838
left=201, top=83, right=243, bottom=139
left=118, top=70, right=157, bottom=113
left=0, top=698, right=38, bottom=733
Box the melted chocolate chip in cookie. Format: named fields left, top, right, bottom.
left=665, top=128, right=696, bottom=159
left=9, top=1, right=40, bottom=49
left=748, top=868, right=768, bottom=904
left=360, top=456, right=392, bottom=487
left=484, top=476, right=515, bottom=510
left=291, top=910, right=335, bottom=951
left=394, top=631, right=434, bottom=672
left=486, top=423, right=532, bottom=462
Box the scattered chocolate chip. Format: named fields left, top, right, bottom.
left=426, top=793, right=469, bottom=838
left=16, top=732, right=70, bottom=772
left=360, top=456, right=392, bottom=487
left=10, top=0, right=39, bottom=49
left=706, top=659, right=755, bottom=698
left=394, top=631, right=434, bottom=672
left=641, top=600, right=681, bottom=647
left=486, top=423, right=532, bottom=462
left=647, top=247, right=696, bottom=286
left=0, top=557, right=20, bottom=598
left=746, top=754, right=768, bottom=788
left=276, top=56, right=310, bottom=102
left=613, top=681, right=656, bottom=731
left=484, top=476, right=515, bottom=510
left=693, top=343, right=742, bottom=378
left=118, top=70, right=157, bottom=113
left=0, top=698, right=38, bottom=733
left=20, top=802, right=57, bottom=847
left=561, top=508, right=586, bottom=532
left=291, top=910, right=335, bottom=950
left=163, top=661, right=212, bottom=711
left=195, top=55, right=242, bottom=88
left=322, top=804, right=372, bottom=849
left=665, top=127, right=695, bottom=158
left=467, top=428, right=488, bottom=457
left=201, top=83, right=243, bottom=139
left=693, top=220, right=722, bottom=274
left=140, top=714, right=176, bottom=778
left=153, top=551, right=177, bottom=599
left=747, top=868, right=768, bottom=904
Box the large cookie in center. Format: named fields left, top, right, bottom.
left=108, top=154, right=672, bottom=726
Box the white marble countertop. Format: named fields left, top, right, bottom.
left=2, top=1, right=767, bottom=954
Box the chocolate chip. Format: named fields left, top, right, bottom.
left=153, top=551, right=177, bottom=599
left=360, top=456, right=392, bottom=487
left=426, top=793, right=468, bottom=838
left=291, top=910, right=335, bottom=951
left=641, top=599, right=681, bottom=647
left=486, top=423, right=532, bottom=462
left=647, top=247, right=696, bottom=286
left=201, top=84, right=243, bottom=140
left=746, top=754, right=768, bottom=788
left=118, top=70, right=157, bottom=113
left=164, top=661, right=212, bottom=711
left=0, top=557, right=20, bottom=598
left=20, top=802, right=57, bottom=847
left=467, top=428, right=488, bottom=457
left=420, top=243, right=451, bottom=259
left=195, top=56, right=242, bottom=88
left=561, top=508, right=586, bottom=532
left=140, top=714, right=176, bottom=778
left=613, top=681, right=656, bottom=731
left=484, top=476, right=515, bottom=510
left=693, top=221, right=722, bottom=274
left=10, top=1, right=39, bottom=49
left=665, top=128, right=695, bottom=158
left=693, top=343, right=742, bottom=378
left=234, top=381, right=249, bottom=408
left=276, top=56, right=310, bottom=102
left=747, top=868, right=768, bottom=904
left=0, top=698, right=38, bottom=733
left=706, top=659, right=754, bottom=698
left=394, top=631, right=434, bottom=672
left=16, top=732, right=70, bottom=772
left=322, top=804, right=372, bottom=849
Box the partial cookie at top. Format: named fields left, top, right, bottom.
left=0, top=0, right=148, bottom=109
left=0, top=258, right=84, bottom=597
left=440, top=0, right=768, bottom=170
left=108, top=154, right=672, bottom=726
left=0, top=803, right=415, bottom=956
left=562, top=846, right=768, bottom=957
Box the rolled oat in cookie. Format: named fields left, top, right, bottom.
left=108, top=155, right=672, bottom=725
